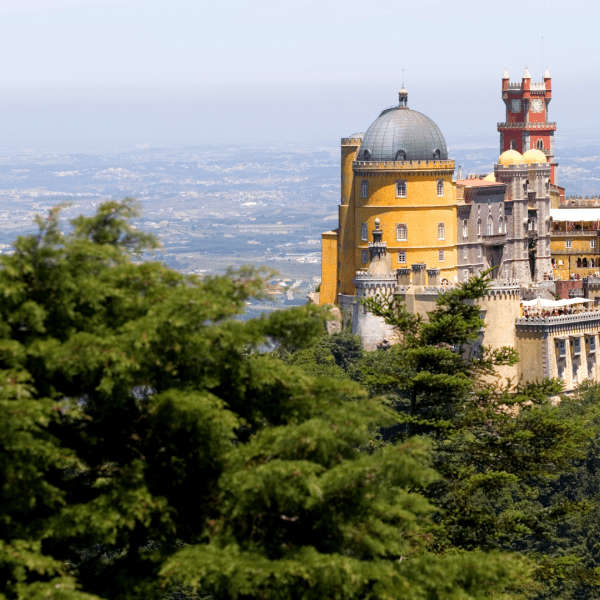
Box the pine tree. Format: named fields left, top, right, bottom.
left=361, top=276, right=594, bottom=588
left=0, top=201, right=528, bottom=599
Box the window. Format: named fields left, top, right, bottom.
left=590, top=336, right=597, bottom=353
left=437, top=179, right=444, bottom=197
left=574, top=338, right=581, bottom=356
left=463, top=247, right=467, bottom=260
left=396, top=223, right=408, bottom=241
left=477, top=246, right=482, bottom=258
left=487, top=215, right=493, bottom=236
left=361, top=223, right=368, bottom=241
left=509, top=140, right=516, bottom=150
left=437, top=222, right=445, bottom=240
left=477, top=219, right=482, bottom=236
left=438, top=249, right=444, bottom=262
left=462, top=219, right=468, bottom=238
left=361, top=180, right=368, bottom=199
left=566, top=240, right=572, bottom=249
left=395, top=150, right=406, bottom=161
left=558, top=339, right=566, bottom=357
left=361, top=250, right=368, bottom=263
left=396, top=180, right=407, bottom=198
left=499, top=217, right=504, bottom=233
left=398, top=250, right=406, bottom=263
left=536, top=139, right=544, bottom=150
left=433, top=149, right=441, bottom=160
left=592, top=240, right=597, bottom=249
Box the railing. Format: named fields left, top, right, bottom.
left=517, top=308, right=600, bottom=327
left=497, top=122, right=556, bottom=129
left=353, top=159, right=455, bottom=169
left=551, top=229, right=600, bottom=236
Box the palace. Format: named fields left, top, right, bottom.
left=318, top=69, right=600, bottom=390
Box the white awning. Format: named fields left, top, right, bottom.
left=550, top=208, right=600, bottom=221
left=522, top=298, right=593, bottom=308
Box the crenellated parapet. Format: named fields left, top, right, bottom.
left=485, top=282, right=522, bottom=298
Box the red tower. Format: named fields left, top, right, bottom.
left=498, top=67, right=557, bottom=184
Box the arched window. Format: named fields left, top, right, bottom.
left=577, top=257, right=582, bottom=268
left=536, top=139, right=544, bottom=150
left=583, top=258, right=589, bottom=268
left=463, top=247, right=468, bottom=260
left=498, top=217, right=504, bottom=233
left=438, top=249, right=445, bottom=262
left=395, top=150, right=406, bottom=161
left=361, top=223, right=368, bottom=241
left=487, top=215, right=493, bottom=236
left=510, top=140, right=516, bottom=150
left=362, top=250, right=368, bottom=264
left=396, top=223, right=408, bottom=241
left=398, top=250, right=406, bottom=263
left=437, top=222, right=445, bottom=240
left=396, top=180, right=407, bottom=198
left=437, top=179, right=444, bottom=197
left=361, top=180, right=368, bottom=199
left=433, top=149, right=441, bottom=160
left=462, top=219, right=468, bottom=238
left=477, top=218, right=482, bottom=236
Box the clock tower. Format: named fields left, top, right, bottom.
left=498, top=67, right=558, bottom=184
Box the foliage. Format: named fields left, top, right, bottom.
left=508, top=380, right=600, bottom=599
left=0, top=200, right=527, bottom=599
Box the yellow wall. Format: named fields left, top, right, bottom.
left=516, top=332, right=546, bottom=383
left=338, top=139, right=361, bottom=297
left=350, top=162, right=457, bottom=292
left=320, top=231, right=338, bottom=305
left=320, top=144, right=458, bottom=304
left=551, top=234, right=600, bottom=279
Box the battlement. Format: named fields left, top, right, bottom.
left=495, top=163, right=530, bottom=171
left=560, top=196, right=600, bottom=207
left=506, top=82, right=548, bottom=91
left=341, top=137, right=364, bottom=145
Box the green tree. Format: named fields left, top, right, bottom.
left=361, top=276, right=595, bottom=593
left=0, top=201, right=529, bottom=599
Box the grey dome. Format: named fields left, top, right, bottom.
left=358, top=106, right=448, bottom=162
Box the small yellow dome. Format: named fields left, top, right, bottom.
left=498, top=149, right=524, bottom=165
left=522, top=148, right=547, bottom=164
left=483, top=173, right=496, bottom=182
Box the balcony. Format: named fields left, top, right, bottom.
left=481, top=233, right=507, bottom=246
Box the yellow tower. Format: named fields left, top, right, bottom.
left=320, top=88, right=457, bottom=304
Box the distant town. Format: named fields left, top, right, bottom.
left=0, top=137, right=599, bottom=319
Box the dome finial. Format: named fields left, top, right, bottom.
left=544, top=66, right=551, bottom=78
left=523, top=66, right=531, bottom=79
left=502, top=67, right=509, bottom=79
left=398, top=86, right=408, bottom=108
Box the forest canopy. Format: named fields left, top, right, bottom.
left=0, top=199, right=597, bottom=600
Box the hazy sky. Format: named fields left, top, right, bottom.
left=0, top=0, right=598, bottom=151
